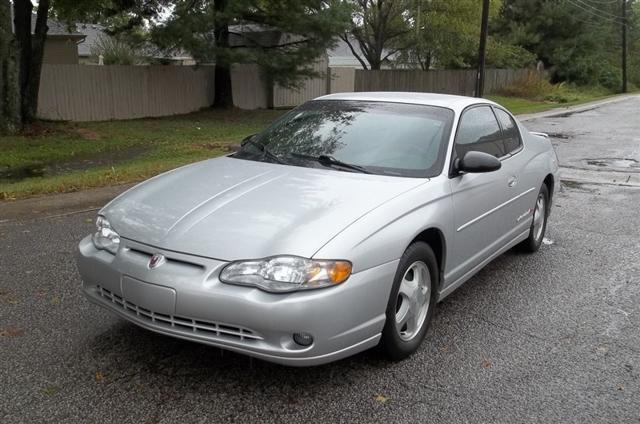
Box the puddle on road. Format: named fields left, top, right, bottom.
left=0, top=147, right=150, bottom=183
left=547, top=132, right=571, bottom=139
left=0, top=164, right=46, bottom=181
left=561, top=180, right=599, bottom=193
left=585, top=158, right=640, bottom=169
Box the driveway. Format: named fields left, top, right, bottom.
left=1, top=97, right=639, bottom=423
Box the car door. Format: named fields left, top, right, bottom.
left=446, top=105, right=508, bottom=285
left=492, top=107, right=537, bottom=243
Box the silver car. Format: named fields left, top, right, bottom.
left=76, top=92, right=559, bottom=366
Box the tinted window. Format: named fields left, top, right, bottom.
left=234, top=100, right=455, bottom=178
left=494, top=108, right=522, bottom=154
left=455, top=106, right=505, bottom=158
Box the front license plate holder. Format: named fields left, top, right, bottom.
left=121, top=276, right=176, bottom=315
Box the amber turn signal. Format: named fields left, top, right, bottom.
left=327, top=261, right=352, bottom=284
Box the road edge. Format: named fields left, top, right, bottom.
left=2, top=93, right=638, bottom=222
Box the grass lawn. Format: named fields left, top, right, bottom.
left=0, top=90, right=622, bottom=200
left=0, top=108, right=285, bottom=200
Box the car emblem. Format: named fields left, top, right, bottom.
left=148, top=253, right=166, bottom=269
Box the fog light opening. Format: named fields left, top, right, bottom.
left=293, top=332, right=314, bottom=347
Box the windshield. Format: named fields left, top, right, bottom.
left=233, top=100, right=455, bottom=177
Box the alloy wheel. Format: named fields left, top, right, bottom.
left=395, top=261, right=431, bottom=341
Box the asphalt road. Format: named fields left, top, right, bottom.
left=1, top=98, right=640, bottom=423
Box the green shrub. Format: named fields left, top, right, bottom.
left=498, top=74, right=612, bottom=103
left=90, top=35, right=140, bottom=65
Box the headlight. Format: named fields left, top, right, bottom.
left=219, top=256, right=352, bottom=293
left=92, top=215, right=120, bottom=254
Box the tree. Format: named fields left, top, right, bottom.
left=90, top=34, right=141, bottom=65
left=70, top=0, right=351, bottom=108
left=149, top=0, right=351, bottom=108
left=396, top=0, right=534, bottom=71
left=340, top=0, right=411, bottom=70
left=1, top=0, right=96, bottom=132
left=492, top=0, right=626, bottom=88
left=0, top=0, right=21, bottom=133
left=0, top=0, right=49, bottom=132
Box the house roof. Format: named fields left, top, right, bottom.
left=76, top=23, right=105, bottom=56
left=9, top=6, right=84, bottom=39
left=44, top=17, right=84, bottom=38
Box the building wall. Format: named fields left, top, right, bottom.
left=43, top=37, right=80, bottom=65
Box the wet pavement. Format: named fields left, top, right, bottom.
left=1, top=97, right=639, bottom=423
left=525, top=95, right=640, bottom=186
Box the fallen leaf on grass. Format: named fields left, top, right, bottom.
left=0, top=327, right=24, bottom=337
left=374, top=394, right=390, bottom=404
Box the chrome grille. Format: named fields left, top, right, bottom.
left=97, top=286, right=262, bottom=341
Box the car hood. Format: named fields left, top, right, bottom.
left=101, top=157, right=427, bottom=260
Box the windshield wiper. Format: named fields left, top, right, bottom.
left=241, top=137, right=286, bottom=164
left=291, top=153, right=371, bottom=174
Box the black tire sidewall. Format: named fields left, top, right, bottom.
left=524, top=184, right=549, bottom=252
left=381, top=242, right=439, bottom=360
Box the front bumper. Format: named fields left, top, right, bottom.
left=76, top=236, right=397, bottom=366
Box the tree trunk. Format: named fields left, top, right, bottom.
left=0, top=0, right=21, bottom=133
left=10, top=0, right=49, bottom=124
left=213, top=0, right=233, bottom=108
left=214, top=63, right=233, bottom=109
left=13, top=0, right=32, bottom=118
left=24, top=0, right=49, bottom=121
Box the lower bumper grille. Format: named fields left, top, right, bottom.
left=96, top=285, right=262, bottom=341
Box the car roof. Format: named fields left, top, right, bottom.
left=315, top=91, right=499, bottom=113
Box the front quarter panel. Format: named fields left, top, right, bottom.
left=313, top=174, right=453, bottom=284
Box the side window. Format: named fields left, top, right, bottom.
left=455, top=106, right=505, bottom=158
left=494, top=108, right=522, bottom=154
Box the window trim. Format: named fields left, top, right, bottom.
left=448, top=103, right=505, bottom=178
left=492, top=106, right=524, bottom=159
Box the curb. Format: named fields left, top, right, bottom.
left=516, top=93, right=639, bottom=121
left=0, top=184, right=134, bottom=222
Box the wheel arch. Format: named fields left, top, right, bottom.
left=543, top=173, right=555, bottom=210
left=409, top=227, right=446, bottom=290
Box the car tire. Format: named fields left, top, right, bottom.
left=380, top=242, right=438, bottom=361
left=519, top=184, right=549, bottom=253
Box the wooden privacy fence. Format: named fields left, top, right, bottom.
left=354, top=68, right=543, bottom=96
left=38, top=65, right=216, bottom=121
left=37, top=64, right=270, bottom=121
left=36, top=64, right=543, bottom=121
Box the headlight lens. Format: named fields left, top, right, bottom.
left=219, top=256, right=352, bottom=293
left=92, top=216, right=120, bottom=254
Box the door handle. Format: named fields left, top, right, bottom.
left=507, top=176, right=518, bottom=187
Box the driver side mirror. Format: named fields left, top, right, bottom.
left=454, top=151, right=501, bottom=174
